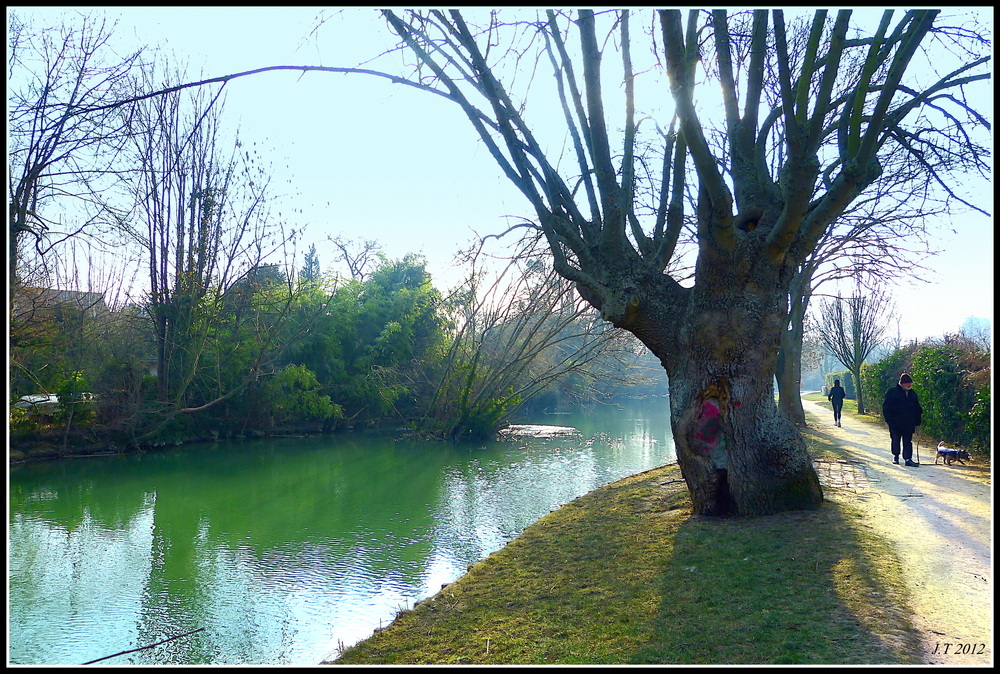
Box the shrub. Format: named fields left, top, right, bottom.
left=448, top=393, right=522, bottom=442
left=964, top=383, right=990, bottom=453
left=9, top=406, right=39, bottom=435
left=56, top=371, right=96, bottom=426
left=910, top=345, right=964, bottom=443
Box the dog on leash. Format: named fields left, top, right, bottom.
left=935, top=441, right=971, bottom=466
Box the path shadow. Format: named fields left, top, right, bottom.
left=806, top=425, right=992, bottom=568
left=629, top=504, right=923, bottom=664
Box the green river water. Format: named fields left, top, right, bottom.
left=8, top=400, right=674, bottom=665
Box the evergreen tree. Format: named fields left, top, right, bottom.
left=299, top=244, right=322, bottom=285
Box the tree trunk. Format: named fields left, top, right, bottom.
left=154, top=307, right=170, bottom=403
left=851, top=365, right=866, bottom=415
left=595, top=262, right=825, bottom=517
left=668, top=289, right=822, bottom=516
left=776, top=269, right=811, bottom=425
left=776, top=327, right=806, bottom=425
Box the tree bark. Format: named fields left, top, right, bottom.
left=851, top=365, right=866, bottom=415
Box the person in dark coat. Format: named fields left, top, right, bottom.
left=827, top=379, right=847, bottom=427
left=882, top=373, right=923, bottom=466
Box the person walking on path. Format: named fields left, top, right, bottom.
left=882, top=373, right=923, bottom=467
left=827, top=379, right=847, bottom=427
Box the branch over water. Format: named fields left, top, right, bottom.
left=81, top=628, right=205, bottom=665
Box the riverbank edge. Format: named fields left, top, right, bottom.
left=8, top=420, right=446, bottom=468
left=6, top=424, right=337, bottom=467
left=329, top=456, right=922, bottom=665
left=7, top=412, right=593, bottom=467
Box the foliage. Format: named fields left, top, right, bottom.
left=124, top=66, right=283, bottom=414
left=9, top=292, right=154, bottom=437
left=964, top=384, right=990, bottom=453
left=282, top=255, right=447, bottom=427
left=909, top=345, right=964, bottom=441
left=449, top=391, right=523, bottom=443
left=299, top=244, right=322, bottom=285
left=143, top=412, right=199, bottom=447
left=56, top=370, right=95, bottom=425
left=419, top=238, right=633, bottom=441
left=93, top=357, right=156, bottom=428
left=10, top=290, right=106, bottom=394
left=256, top=364, right=342, bottom=428
left=8, top=407, right=37, bottom=435
left=858, top=344, right=917, bottom=419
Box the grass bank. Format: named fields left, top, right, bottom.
left=331, top=453, right=922, bottom=664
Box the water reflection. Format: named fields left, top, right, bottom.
left=8, top=400, right=674, bottom=665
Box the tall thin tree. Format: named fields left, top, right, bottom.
left=124, top=63, right=294, bottom=426
left=819, top=278, right=895, bottom=415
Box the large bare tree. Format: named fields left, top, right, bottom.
left=775, top=165, right=943, bottom=425
left=7, top=11, right=144, bottom=379
left=708, top=11, right=989, bottom=425
left=369, top=9, right=990, bottom=515
left=424, top=234, right=632, bottom=441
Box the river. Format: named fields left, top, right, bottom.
left=8, top=399, right=674, bottom=665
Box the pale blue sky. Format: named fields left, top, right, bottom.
left=10, top=6, right=993, bottom=342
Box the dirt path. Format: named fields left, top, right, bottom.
left=802, top=399, right=992, bottom=666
